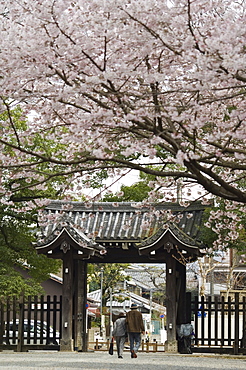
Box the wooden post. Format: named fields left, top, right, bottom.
left=185, top=292, right=192, bottom=323
left=176, top=261, right=186, bottom=325
left=74, top=260, right=88, bottom=352
left=0, top=299, right=4, bottom=346
left=60, top=247, right=74, bottom=351
left=241, top=296, right=246, bottom=349
left=17, top=293, right=24, bottom=352
left=73, top=260, right=79, bottom=351
left=234, top=292, right=240, bottom=355
left=141, top=339, right=144, bottom=351
left=165, top=255, right=178, bottom=352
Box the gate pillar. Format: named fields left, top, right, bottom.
left=176, top=261, right=187, bottom=325
left=60, top=246, right=74, bottom=351
left=74, top=260, right=88, bottom=352
left=165, top=255, right=178, bottom=353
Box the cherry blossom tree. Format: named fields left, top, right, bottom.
left=0, top=1, right=245, bottom=241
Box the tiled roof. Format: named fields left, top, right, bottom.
left=35, top=201, right=207, bottom=262
left=35, top=223, right=106, bottom=257
left=38, top=200, right=205, bottom=245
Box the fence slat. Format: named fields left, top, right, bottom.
left=234, top=293, right=240, bottom=354
left=17, top=294, right=24, bottom=352
left=53, top=295, right=57, bottom=344
left=207, top=296, right=211, bottom=346
left=34, top=296, right=38, bottom=344
left=228, top=296, right=232, bottom=346
left=221, top=296, right=225, bottom=347
left=0, top=300, right=4, bottom=345
left=40, top=296, right=44, bottom=345
left=12, top=297, right=17, bottom=345
left=214, top=297, right=218, bottom=346
left=201, top=296, right=205, bottom=346
left=26, top=296, right=31, bottom=344
left=241, top=297, right=246, bottom=350
left=194, top=296, right=199, bottom=346
left=46, top=295, right=51, bottom=342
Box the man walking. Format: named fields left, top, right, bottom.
left=112, top=312, right=126, bottom=359
left=126, top=303, right=145, bottom=358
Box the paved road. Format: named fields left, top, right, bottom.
left=0, top=351, right=246, bottom=370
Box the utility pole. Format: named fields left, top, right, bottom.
left=149, top=289, right=153, bottom=341
left=109, top=287, right=113, bottom=338
left=100, top=267, right=105, bottom=338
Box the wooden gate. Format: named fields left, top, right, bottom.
left=190, top=293, right=246, bottom=355
left=0, top=295, right=62, bottom=351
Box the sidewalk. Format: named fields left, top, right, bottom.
left=0, top=351, right=245, bottom=370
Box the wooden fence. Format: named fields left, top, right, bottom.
left=0, top=295, right=165, bottom=353
left=1, top=293, right=246, bottom=354
left=190, top=293, right=246, bottom=355
left=0, top=295, right=62, bottom=351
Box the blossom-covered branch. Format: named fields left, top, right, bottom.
left=0, top=0, right=245, bottom=208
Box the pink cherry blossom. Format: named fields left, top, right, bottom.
left=0, top=0, right=245, bottom=248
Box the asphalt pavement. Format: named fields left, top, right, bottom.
left=0, top=351, right=246, bottom=370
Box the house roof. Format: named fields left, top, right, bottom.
left=125, top=265, right=165, bottom=291
left=87, top=289, right=166, bottom=314
left=35, top=200, right=206, bottom=262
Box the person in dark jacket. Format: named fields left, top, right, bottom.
left=126, top=303, right=145, bottom=358
left=112, top=312, right=126, bottom=359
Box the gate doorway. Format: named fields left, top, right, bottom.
left=35, top=201, right=206, bottom=353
